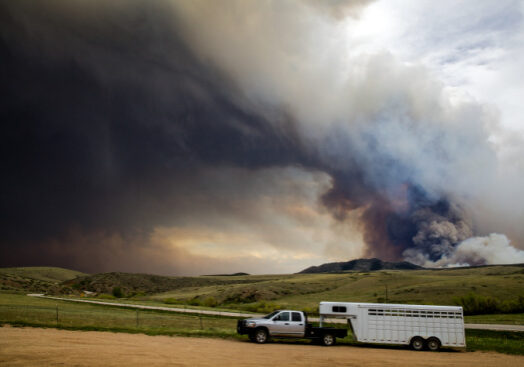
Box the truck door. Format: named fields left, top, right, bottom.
left=289, top=312, right=305, bottom=337
left=272, top=311, right=305, bottom=337
left=272, top=311, right=291, bottom=335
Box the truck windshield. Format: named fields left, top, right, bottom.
left=263, top=311, right=280, bottom=319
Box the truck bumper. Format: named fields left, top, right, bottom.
left=237, top=320, right=250, bottom=335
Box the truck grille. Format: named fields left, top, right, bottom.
left=237, top=320, right=244, bottom=333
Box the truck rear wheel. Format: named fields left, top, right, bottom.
left=321, top=333, right=336, bottom=346
left=410, top=336, right=425, bottom=351
left=426, top=337, right=441, bottom=351
left=254, top=328, right=268, bottom=344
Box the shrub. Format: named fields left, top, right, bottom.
left=453, top=293, right=524, bottom=315
left=112, top=287, right=124, bottom=298
left=202, top=296, right=218, bottom=307
left=500, top=295, right=524, bottom=314
left=97, top=293, right=115, bottom=299
left=243, top=300, right=282, bottom=313
left=453, top=293, right=499, bottom=315
left=302, top=306, right=319, bottom=316
left=187, top=297, right=204, bottom=306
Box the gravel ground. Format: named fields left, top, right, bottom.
left=1, top=326, right=524, bottom=367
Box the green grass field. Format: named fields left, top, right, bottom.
left=1, top=292, right=523, bottom=355
left=0, top=293, right=237, bottom=338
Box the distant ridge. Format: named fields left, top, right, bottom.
left=298, top=258, right=423, bottom=274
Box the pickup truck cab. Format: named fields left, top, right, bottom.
left=237, top=310, right=347, bottom=346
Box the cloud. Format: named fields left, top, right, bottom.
left=1, top=0, right=523, bottom=273
left=1, top=166, right=365, bottom=275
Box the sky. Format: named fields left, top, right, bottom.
left=1, top=0, right=524, bottom=275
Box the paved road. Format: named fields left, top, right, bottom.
left=27, top=294, right=524, bottom=332
left=464, top=323, right=524, bottom=332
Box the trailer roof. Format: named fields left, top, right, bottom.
left=320, top=301, right=462, bottom=311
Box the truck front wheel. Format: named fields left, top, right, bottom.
left=254, top=328, right=268, bottom=344
left=321, top=333, right=336, bottom=346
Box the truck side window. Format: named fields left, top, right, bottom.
left=292, top=312, right=302, bottom=322
left=277, top=312, right=290, bottom=321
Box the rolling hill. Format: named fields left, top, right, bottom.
left=299, top=258, right=423, bottom=273
left=2, top=264, right=524, bottom=317
left=146, top=265, right=524, bottom=313
left=61, top=272, right=265, bottom=296
left=0, top=266, right=86, bottom=293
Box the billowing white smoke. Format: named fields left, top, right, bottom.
left=167, top=0, right=524, bottom=265
left=420, top=234, right=524, bottom=267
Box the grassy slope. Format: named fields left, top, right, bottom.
left=0, top=267, right=87, bottom=293
left=0, top=267, right=86, bottom=283
left=61, top=272, right=269, bottom=295
left=146, top=266, right=524, bottom=313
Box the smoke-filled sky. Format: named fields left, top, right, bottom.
left=2, top=0, right=524, bottom=275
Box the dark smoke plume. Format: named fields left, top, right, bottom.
left=1, top=0, right=523, bottom=272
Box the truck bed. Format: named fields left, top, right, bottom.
left=306, top=324, right=347, bottom=339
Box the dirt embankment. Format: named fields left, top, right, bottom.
left=1, top=327, right=523, bottom=367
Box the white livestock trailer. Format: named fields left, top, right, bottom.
left=319, top=302, right=466, bottom=351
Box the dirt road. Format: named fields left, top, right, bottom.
left=1, top=327, right=523, bottom=367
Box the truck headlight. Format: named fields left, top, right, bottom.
left=246, top=321, right=256, bottom=328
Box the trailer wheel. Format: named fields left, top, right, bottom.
left=321, top=333, right=336, bottom=346
left=410, top=336, right=425, bottom=351
left=254, top=328, right=268, bottom=344
left=426, top=337, right=441, bottom=351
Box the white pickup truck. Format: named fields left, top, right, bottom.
left=237, top=309, right=347, bottom=346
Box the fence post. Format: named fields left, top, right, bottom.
left=56, top=304, right=59, bottom=326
